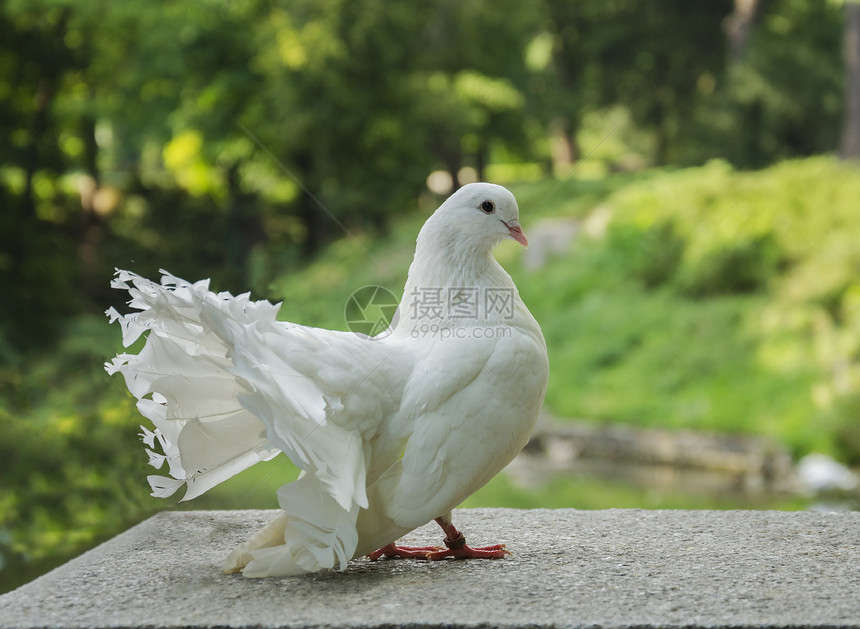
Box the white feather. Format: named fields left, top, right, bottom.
left=107, top=183, right=549, bottom=576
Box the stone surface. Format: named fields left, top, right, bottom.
left=1, top=508, right=858, bottom=628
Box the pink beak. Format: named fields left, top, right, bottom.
left=504, top=220, right=528, bottom=247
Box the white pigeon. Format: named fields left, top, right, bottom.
left=106, top=182, right=548, bottom=577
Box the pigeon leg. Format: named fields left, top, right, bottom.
left=367, top=542, right=443, bottom=561
left=425, top=514, right=509, bottom=560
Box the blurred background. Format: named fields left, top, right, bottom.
left=2, top=0, right=859, bottom=594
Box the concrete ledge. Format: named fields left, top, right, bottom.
left=1, top=509, right=857, bottom=628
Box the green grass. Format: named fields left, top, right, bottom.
left=514, top=157, right=860, bottom=459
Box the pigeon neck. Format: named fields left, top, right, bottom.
left=390, top=229, right=517, bottom=338
left=407, top=231, right=506, bottom=290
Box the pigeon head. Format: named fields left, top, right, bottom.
left=423, top=183, right=527, bottom=257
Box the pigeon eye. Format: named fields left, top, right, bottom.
left=480, top=200, right=495, bottom=214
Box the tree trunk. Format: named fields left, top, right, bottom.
left=21, top=78, right=55, bottom=219
left=724, top=0, right=760, bottom=65
left=443, top=147, right=462, bottom=190
left=77, top=104, right=104, bottom=301
left=550, top=117, right=578, bottom=174
left=20, top=8, right=70, bottom=218
left=840, top=1, right=860, bottom=160
left=225, top=163, right=265, bottom=285
left=475, top=138, right=488, bottom=183
left=295, top=152, right=325, bottom=258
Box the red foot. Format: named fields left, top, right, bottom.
left=425, top=532, right=510, bottom=560
left=368, top=517, right=509, bottom=562
left=367, top=542, right=443, bottom=561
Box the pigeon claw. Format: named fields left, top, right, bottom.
left=424, top=516, right=510, bottom=560
left=425, top=542, right=509, bottom=561
left=367, top=538, right=509, bottom=561
left=367, top=542, right=444, bottom=561
left=425, top=533, right=509, bottom=560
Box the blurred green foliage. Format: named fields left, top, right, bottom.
left=0, top=0, right=851, bottom=355
left=0, top=318, right=154, bottom=591
left=525, top=158, right=860, bottom=462
left=1, top=0, right=858, bottom=595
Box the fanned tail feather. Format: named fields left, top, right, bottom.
left=106, top=270, right=281, bottom=500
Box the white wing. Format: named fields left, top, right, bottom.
left=223, top=318, right=410, bottom=510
